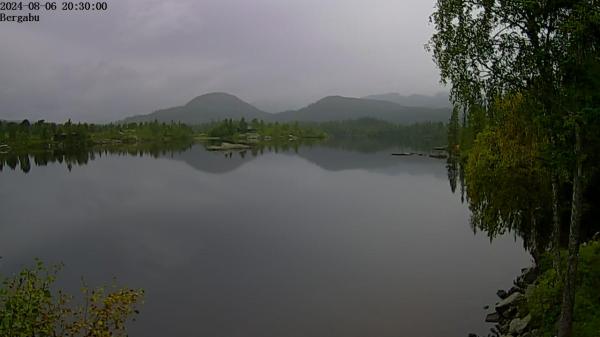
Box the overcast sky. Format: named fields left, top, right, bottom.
left=0, top=0, right=444, bottom=122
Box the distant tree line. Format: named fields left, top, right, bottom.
left=194, top=117, right=448, bottom=151
left=0, top=120, right=194, bottom=151
left=195, top=118, right=327, bottom=140
left=0, top=120, right=195, bottom=173
left=316, top=118, right=448, bottom=151
left=1, top=117, right=450, bottom=172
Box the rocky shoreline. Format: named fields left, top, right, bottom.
left=471, top=267, right=539, bottom=337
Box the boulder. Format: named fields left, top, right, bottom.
left=508, top=315, right=531, bottom=335
left=498, top=322, right=510, bottom=334
left=486, top=312, right=501, bottom=323
left=497, top=289, right=509, bottom=299
left=507, top=286, right=521, bottom=296
left=521, top=268, right=537, bottom=284
left=502, top=306, right=518, bottom=319
left=496, top=292, right=523, bottom=313
left=514, top=268, right=537, bottom=288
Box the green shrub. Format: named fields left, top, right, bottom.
left=526, top=240, right=600, bottom=337
left=527, top=268, right=562, bottom=336
left=0, top=260, right=143, bottom=337
left=573, top=241, right=600, bottom=337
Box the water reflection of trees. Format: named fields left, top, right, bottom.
left=447, top=148, right=600, bottom=262
left=322, top=133, right=446, bottom=153
left=448, top=148, right=556, bottom=260
left=0, top=142, right=193, bottom=173
left=0, top=139, right=330, bottom=173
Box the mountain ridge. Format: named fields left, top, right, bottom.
left=122, top=92, right=272, bottom=124
left=363, top=92, right=451, bottom=108
left=122, top=92, right=451, bottom=124
left=272, top=95, right=449, bottom=123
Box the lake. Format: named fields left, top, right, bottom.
left=0, top=144, right=531, bottom=337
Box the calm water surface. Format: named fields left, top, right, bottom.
left=0, top=145, right=531, bottom=337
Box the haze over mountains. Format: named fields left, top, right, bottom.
left=272, top=96, right=449, bottom=123
left=363, top=92, right=451, bottom=109
left=122, top=92, right=451, bottom=125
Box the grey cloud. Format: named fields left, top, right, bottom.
left=0, top=0, right=444, bottom=122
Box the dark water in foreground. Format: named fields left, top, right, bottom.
left=0, top=145, right=530, bottom=337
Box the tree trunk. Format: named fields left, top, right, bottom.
left=557, top=125, right=583, bottom=337
left=551, top=176, right=561, bottom=274
left=530, top=208, right=540, bottom=265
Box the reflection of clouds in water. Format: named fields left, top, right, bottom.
left=294, top=147, right=448, bottom=178
left=0, top=156, right=215, bottom=261
left=118, top=224, right=204, bottom=272
left=166, top=144, right=448, bottom=178
left=169, top=145, right=257, bottom=174
left=0, top=145, right=448, bottom=273
left=0, top=146, right=531, bottom=337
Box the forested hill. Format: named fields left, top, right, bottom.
left=363, top=92, right=451, bottom=109
left=122, top=92, right=272, bottom=124
left=272, top=96, right=450, bottom=123
left=122, top=93, right=451, bottom=124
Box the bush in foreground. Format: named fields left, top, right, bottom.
left=528, top=240, right=600, bottom=337
left=0, top=260, right=143, bottom=337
